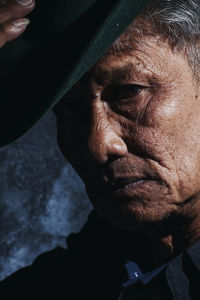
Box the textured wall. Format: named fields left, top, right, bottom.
left=0, top=111, right=92, bottom=280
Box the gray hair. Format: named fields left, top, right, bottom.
left=106, top=0, right=200, bottom=82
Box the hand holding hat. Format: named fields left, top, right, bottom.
left=0, top=0, right=150, bottom=146
left=0, top=0, right=34, bottom=47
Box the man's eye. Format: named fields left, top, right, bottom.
left=116, top=84, right=142, bottom=100
left=102, top=84, right=145, bottom=103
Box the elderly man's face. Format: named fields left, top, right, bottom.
left=56, top=35, right=200, bottom=230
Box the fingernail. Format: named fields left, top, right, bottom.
left=11, top=18, right=30, bottom=27
left=15, top=0, right=33, bottom=6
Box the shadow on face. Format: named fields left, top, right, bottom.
left=53, top=25, right=200, bottom=230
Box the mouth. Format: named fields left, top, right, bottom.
left=99, top=177, right=151, bottom=194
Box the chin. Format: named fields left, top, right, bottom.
left=87, top=189, right=176, bottom=231
left=94, top=206, right=165, bottom=231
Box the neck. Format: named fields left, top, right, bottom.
left=142, top=200, right=200, bottom=268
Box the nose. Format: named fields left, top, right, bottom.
left=87, top=101, right=128, bottom=164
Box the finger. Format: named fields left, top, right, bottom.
left=0, top=0, right=35, bottom=25
left=0, top=17, right=29, bottom=47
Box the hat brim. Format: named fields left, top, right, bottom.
left=0, top=0, right=150, bottom=146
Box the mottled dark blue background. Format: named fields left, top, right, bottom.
left=0, top=111, right=92, bottom=280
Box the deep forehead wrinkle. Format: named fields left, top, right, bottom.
left=90, top=59, right=158, bottom=86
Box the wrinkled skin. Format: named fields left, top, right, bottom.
left=3, top=0, right=200, bottom=267
left=56, top=36, right=200, bottom=262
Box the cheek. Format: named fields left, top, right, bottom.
left=161, top=104, right=200, bottom=199
left=170, top=131, right=200, bottom=199
left=137, top=93, right=200, bottom=200
left=119, top=92, right=200, bottom=200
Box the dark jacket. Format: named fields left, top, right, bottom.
left=1, top=211, right=200, bottom=299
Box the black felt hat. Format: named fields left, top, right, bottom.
left=0, top=0, right=150, bottom=146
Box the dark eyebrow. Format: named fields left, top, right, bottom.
left=91, top=63, right=151, bottom=86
